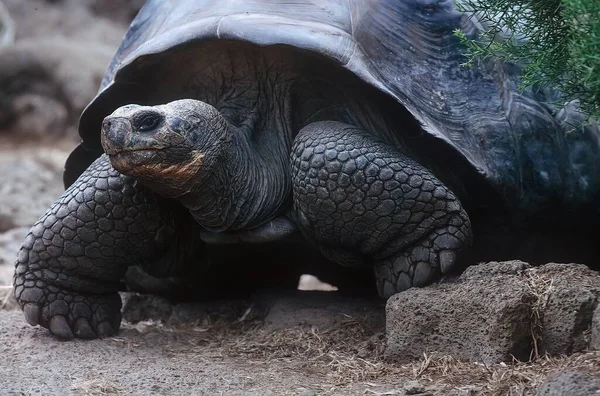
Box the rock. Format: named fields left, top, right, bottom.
left=534, top=263, right=600, bottom=356
left=385, top=262, right=533, bottom=364
left=385, top=261, right=600, bottom=364
left=536, top=370, right=600, bottom=396
left=460, top=260, right=531, bottom=279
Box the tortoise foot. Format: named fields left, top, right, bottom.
left=374, top=209, right=471, bottom=298
left=13, top=274, right=121, bottom=339
left=13, top=154, right=172, bottom=339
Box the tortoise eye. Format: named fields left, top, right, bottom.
left=137, top=114, right=161, bottom=132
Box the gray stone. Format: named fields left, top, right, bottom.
left=386, top=261, right=600, bottom=364
left=536, top=370, right=600, bottom=396
left=460, top=260, right=531, bottom=280
left=534, top=263, right=600, bottom=356
left=385, top=270, right=533, bottom=364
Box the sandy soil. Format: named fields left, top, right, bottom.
left=2, top=286, right=600, bottom=396
left=1, top=310, right=346, bottom=396
left=0, top=292, right=408, bottom=396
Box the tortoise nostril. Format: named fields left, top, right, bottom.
left=102, top=120, right=112, bottom=132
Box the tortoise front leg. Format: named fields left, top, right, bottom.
left=290, top=121, right=472, bottom=298
left=13, top=154, right=170, bottom=339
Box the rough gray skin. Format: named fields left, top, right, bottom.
left=291, top=122, right=471, bottom=296
left=13, top=95, right=471, bottom=338
left=13, top=158, right=165, bottom=338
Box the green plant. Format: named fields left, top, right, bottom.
left=454, top=0, right=600, bottom=122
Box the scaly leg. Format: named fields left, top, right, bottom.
left=290, top=121, right=472, bottom=298
left=13, top=155, right=178, bottom=339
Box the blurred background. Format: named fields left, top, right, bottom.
left=0, top=0, right=144, bottom=285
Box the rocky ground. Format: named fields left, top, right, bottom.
left=1, top=1, right=599, bottom=395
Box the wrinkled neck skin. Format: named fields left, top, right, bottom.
left=178, top=107, right=292, bottom=233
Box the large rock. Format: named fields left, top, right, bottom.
left=385, top=261, right=533, bottom=364
left=536, top=370, right=600, bottom=396
left=385, top=261, right=600, bottom=364
left=535, top=263, right=600, bottom=356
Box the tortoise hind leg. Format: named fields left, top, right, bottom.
left=290, top=121, right=472, bottom=298
left=13, top=155, right=178, bottom=339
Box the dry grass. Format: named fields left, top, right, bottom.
left=148, top=305, right=600, bottom=395
left=524, top=269, right=555, bottom=361
left=221, top=319, right=387, bottom=385
left=412, top=352, right=600, bottom=395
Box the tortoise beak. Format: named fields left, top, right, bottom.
left=101, top=116, right=164, bottom=155
left=101, top=117, right=130, bottom=155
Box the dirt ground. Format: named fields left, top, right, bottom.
left=2, top=285, right=600, bottom=396
left=0, top=292, right=394, bottom=396
left=1, top=311, right=393, bottom=396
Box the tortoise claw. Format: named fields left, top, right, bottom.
left=23, top=303, right=40, bottom=326
left=73, top=317, right=96, bottom=339
left=49, top=315, right=74, bottom=340
left=95, top=321, right=116, bottom=338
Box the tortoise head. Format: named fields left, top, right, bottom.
left=101, top=99, right=232, bottom=197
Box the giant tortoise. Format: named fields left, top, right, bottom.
left=13, top=0, right=600, bottom=339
